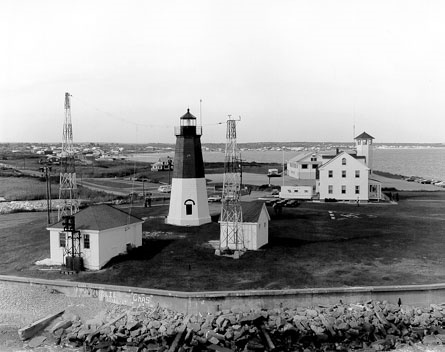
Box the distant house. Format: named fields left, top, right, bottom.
left=219, top=201, right=270, bottom=251
left=47, top=205, right=143, bottom=270
left=287, top=132, right=382, bottom=202
left=151, top=157, right=173, bottom=171
left=287, top=152, right=323, bottom=179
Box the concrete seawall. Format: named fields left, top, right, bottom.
left=1, top=275, right=444, bottom=314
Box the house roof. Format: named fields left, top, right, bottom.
left=318, top=151, right=369, bottom=170
left=288, top=152, right=312, bottom=163
left=47, top=204, right=143, bottom=231
left=355, top=131, right=375, bottom=140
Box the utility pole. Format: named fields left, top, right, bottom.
left=43, top=166, right=52, bottom=224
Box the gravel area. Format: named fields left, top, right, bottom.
left=0, top=281, right=120, bottom=351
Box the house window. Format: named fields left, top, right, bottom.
left=312, top=164, right=317, bottom=169
left=355, top=186, right=360, bottom=194
left=84, top=234, right=90, bottom=249
left=342, top=170, right=346, bottom=178
left=302, top=164, right=308, bottom=169
left=342, top=158, right=346, bottom=165
left=328, top=185, right=333, bottom=194
left=311, top=156, right=317, bottom=161
left=328, top=170, right=333, bottom=178
left=264, top=222, right=266, bottom=227
left=355, top=170, right=360, bottom=178
left=341, top=185, right=346, bottom=194
left=59, top=232, right=66, bottom=248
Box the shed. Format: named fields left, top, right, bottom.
left=47, top=205, right=143, bottom=270
left=219, top=201, right=270, bottom=251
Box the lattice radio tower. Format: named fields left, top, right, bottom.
left=58, top=92, right=79, bottom=221
left=218, top=115, right=245, bottom=256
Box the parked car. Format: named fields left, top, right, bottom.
left=265, top=199, right=279, bottom=206
left=158, top=185, right=172, bottom=193
left=284, top=199, right=300, bottom=207
left=208, top=194, right=222, bottom=202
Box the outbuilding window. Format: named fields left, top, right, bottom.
left=84, top=234, right=90, bottom=249
left=59, top=232, right=66, bottom=248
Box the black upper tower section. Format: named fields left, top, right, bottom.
left=172, top=109, right=205, bottom=179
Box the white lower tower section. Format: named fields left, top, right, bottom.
left=166, top=178, right=211, bottom=226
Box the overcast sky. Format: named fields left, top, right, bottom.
left=1, top=0, right=444, bottom=144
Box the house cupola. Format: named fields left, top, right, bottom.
left=354, top=131, right=375, bottom=172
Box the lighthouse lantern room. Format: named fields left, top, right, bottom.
left=166, top=109, right=211, bottom=226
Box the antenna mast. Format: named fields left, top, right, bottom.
left=217, top=115, right=245, bottom=258
left=58, top=92, right=79, bottom=220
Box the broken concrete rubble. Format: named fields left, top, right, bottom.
left=19, top=300, right=445, bottom=351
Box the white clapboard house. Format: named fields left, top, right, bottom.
left=47, top=204, right=143, bottom=270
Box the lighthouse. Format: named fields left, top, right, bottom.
left=166, top=109, right=211, bottom=226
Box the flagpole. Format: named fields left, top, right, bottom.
left=200, top=99, right=202, bottom=126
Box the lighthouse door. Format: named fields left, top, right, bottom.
left=184, top=199, right=195, bottom=215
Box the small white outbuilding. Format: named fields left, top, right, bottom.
left=47, top=204, right=143, bottom=270
left=219, top=201, right=270, bottom=251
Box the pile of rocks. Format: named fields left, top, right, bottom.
left=36, top=300, right=445, bottom=351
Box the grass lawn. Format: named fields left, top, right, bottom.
left=1, top=191, right=445, bottom=291
left=0, top=176, right=58, bottom=201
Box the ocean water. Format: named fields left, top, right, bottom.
left=373, top=148, right=445, bottom=181
left=130, top=148, right=445, bottom=181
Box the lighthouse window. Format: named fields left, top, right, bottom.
left=184, top=199, right=195, bottom=216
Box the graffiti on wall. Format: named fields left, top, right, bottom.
left=75, top=286, right=155, bottom=308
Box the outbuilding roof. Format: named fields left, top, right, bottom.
left=47, top=204, right=143, bottom=231
left=242, top=201, right=269, bottom=223
left=218, top=201, right=269, bottom=224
